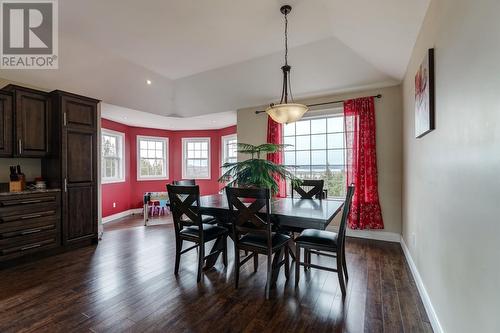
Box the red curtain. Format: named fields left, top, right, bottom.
left=267, top=116, right=286, bottom=197
left=344, top=97, right=384, bottom=230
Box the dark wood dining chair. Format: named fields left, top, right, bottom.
left=226, top=187, right=290, bottom=299
left=294, top=184, right=355, bottom=298
left=167, top=184, right=229, bottom=282
left=170, top=179, right=217, bottom=224
left=291, top=179, right=325, bottom=199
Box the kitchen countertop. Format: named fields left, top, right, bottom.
left=0, top=188, right=61, bottom=196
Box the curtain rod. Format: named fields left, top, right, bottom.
left=254, top=94, right=382, bottom=114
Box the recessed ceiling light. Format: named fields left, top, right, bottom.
left=146, top=80, right=152, bottom=85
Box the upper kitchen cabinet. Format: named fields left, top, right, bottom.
left=0, top=91, right=13, bottom=157
left=2, top=85, right=51, bottom=157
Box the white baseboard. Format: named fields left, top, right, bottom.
left=328, top=226, right=401, bottom=243
left=102, top=208, right=143, bottom=224
left=346, top=229, right=401, bottom=243
left=400, top=237, right=443, bottom=333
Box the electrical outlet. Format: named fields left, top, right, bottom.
left=112, top=202, right=116, bottom=208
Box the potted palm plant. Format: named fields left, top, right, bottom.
left=218, top=143, right=301, bottom=195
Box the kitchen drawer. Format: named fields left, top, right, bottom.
left=0, top=207, right=58, bottom=225
left=0, top=230, right=58, bottom=261
left=0, top=218, right=58, bottom=239
left=0, top=193, right=58, bottom=208
left=0, top=192, right=62, bottom=264
left=0, top=227, right=57, bottom=247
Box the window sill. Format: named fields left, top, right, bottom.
left=182, top=176, right=211, bottom=180
left=137, top=177, right=169, bottom=182
left=102, top=179, right=125, bottom=184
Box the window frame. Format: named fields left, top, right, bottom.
left=182, top=137, right=211, bottom=180
left=221, top=134, right=237, bottom=175
left=101, top=129, right=125, bottom=184
left=283, top=108, right=347, bottom=199
left=136, top=135, right=169, bottom=181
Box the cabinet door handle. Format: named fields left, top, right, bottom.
left=21, top=228, right=42, bottom=235
left=18, top=140, right=22, bottom=154
left=21, top=244, right=41, bottom=251
left=64, top=178, right=67, bottom=192
left=20, top=213, right=43, bottom=220
left=63, top=112, right=67, bottom=126
left=18, top=199, right=43, bottom=205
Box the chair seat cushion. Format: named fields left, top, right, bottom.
left=201, top=215, right=217, bottom=224
left=181, top=215, right=217, bottom=224
left=180, top=223, right=227, bottom=241
left=295, top=229, right=338, bottom=248
left=239, top=233, right=290, bottom=251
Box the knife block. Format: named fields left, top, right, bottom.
left=9, top=177, right=26, bottom=192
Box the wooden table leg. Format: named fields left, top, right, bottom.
left=270, top=247, right=284, bottom=286
left=203, top=237, right=223, bottom=270
left=288, top=239, right=296, bottom=261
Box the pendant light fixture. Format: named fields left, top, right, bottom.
left=265, top=5, right=308, bottom=124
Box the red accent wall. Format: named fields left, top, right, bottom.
left=101, top=118, right=236, bottom=217
left=101, top=119, right=132, bottom=217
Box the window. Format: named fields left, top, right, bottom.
left=221, top=134, right=237, bottom=172
left=137, top=136, right=168, bottom=180
left=283, top=112, right=348, bottom=198
left=182, top=138, right=211, bottom=179
left=101, top=129, right=125, bottom=183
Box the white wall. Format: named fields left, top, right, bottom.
left=237, top=85, right=403, bottom=235
left=402, top=0, right=500, bottom=332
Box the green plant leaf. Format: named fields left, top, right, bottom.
left=218, top=142, right=301, bottom=195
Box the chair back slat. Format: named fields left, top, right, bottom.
left=173, top=179, right=196, bottom=186
left=226, top=187, right=272, bottom=244
left=167, top=185, right=202, bottom=232
left=292, top=179, right=324, bottom=199
left=338, top=184, right=355, bottom=248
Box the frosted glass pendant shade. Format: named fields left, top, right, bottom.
left=265, top=103, right=308, bottom=124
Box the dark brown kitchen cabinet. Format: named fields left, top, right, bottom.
left=0, top=92, right=13, bottom=157
left=45, top=90, right=99, bottom=246
left=0, top=85, right=99, bottom=267
left=63, top=128, right=96, bottom=244
left=2, top=85, right=51, bottom=157
left=0, top=191, right=61, bottom=264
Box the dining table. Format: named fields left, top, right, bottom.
left=198, top=194, right=345, bottom=284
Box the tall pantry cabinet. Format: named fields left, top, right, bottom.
left=44, top=90, right=99, bottom=246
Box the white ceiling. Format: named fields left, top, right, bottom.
left=0, top=0, right=430, bottom=123
left=102, top=103, right=236, bottom=131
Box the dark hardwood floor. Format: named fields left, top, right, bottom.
left=103, top=213, right=170, bottom=231
left=0, top=215, right=432, bottom=333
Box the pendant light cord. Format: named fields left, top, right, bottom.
left=284, top=12, right=295, bottom=102
left=284, top=12, right=288, bottom=66
left=278, top=7, right=294, bottom=105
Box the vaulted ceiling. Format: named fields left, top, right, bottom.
left=0, top=0, right=430, bottom=123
